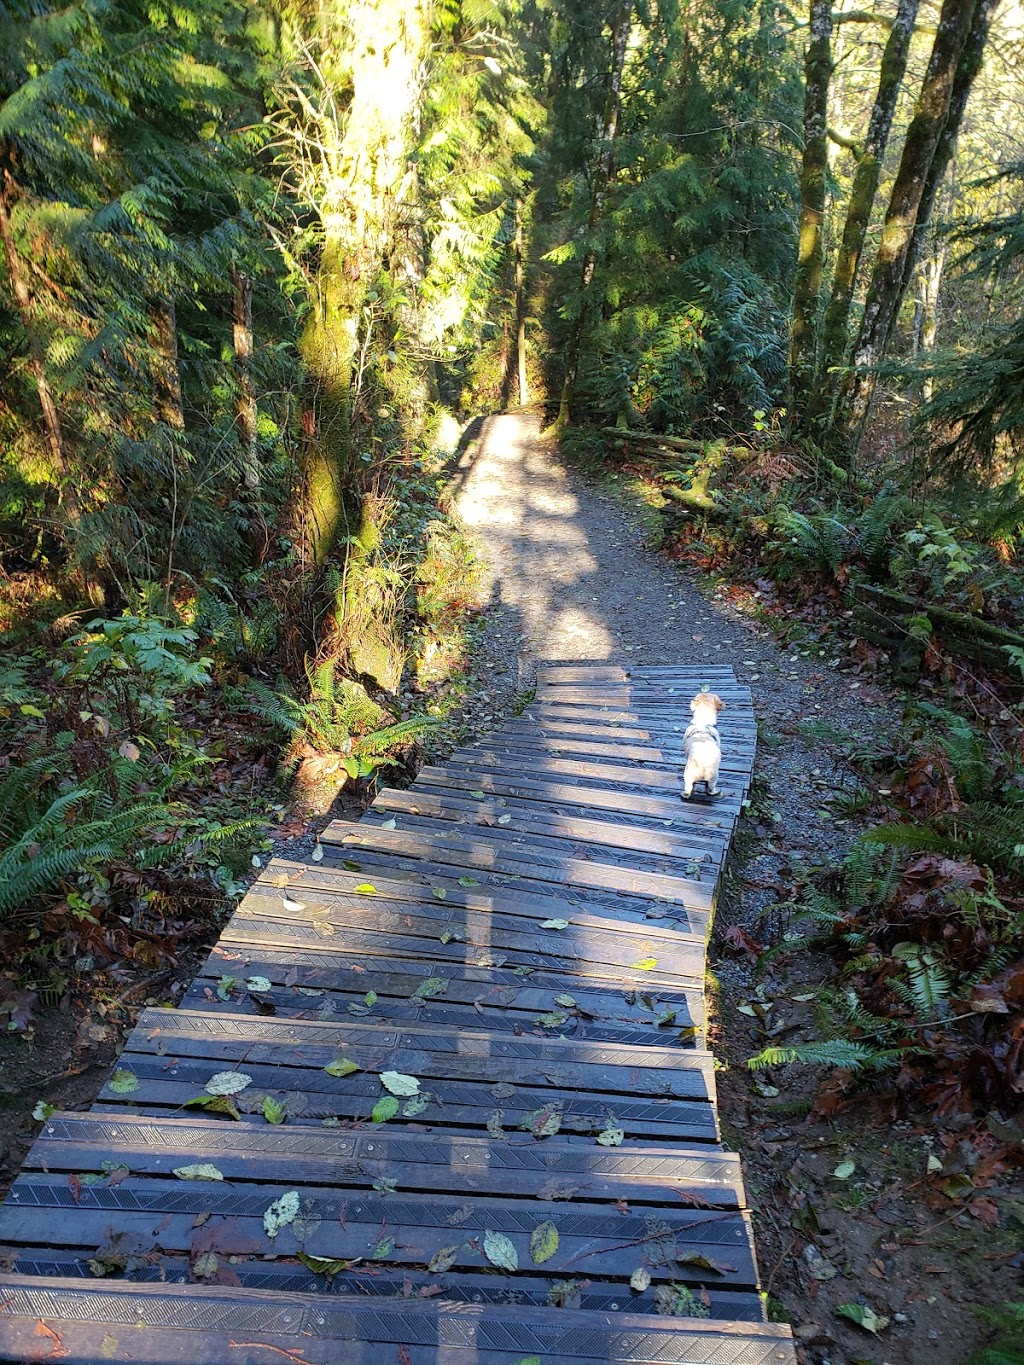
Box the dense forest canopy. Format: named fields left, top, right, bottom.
left=1, top=0, right=1023, bottom=955
left=2, top=0, right=1022, bottom=601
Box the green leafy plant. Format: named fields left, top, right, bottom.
left=968, top=1301, right=1024, bottom=1364
left=248, top=661, right=438, bottom=779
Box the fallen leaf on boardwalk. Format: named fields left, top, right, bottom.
left=354, top=883, right=377, bottom=895
left=470, top=790, right=485, bottom=799
left=458, top=876, right=479, bottom=886
left=439, top=929, right=461, bottom=944
left=381, top=1071, right=420, bottom=1096
left=262, top=1098, right=286, bottom=1125
left=630, top=1266, right=652, bottom=1292
left=539, top=1178, right=581, bottom=1201
left=192, top=1252, right=219, bottom=1279
left=281, top=898, right=306, bottom=912
left=381, top=818, right=397, bottom=829
left=633, top=957, right=658, bottom=972
left=447, top=1202, right=475, bottom=1226
left=540, top=918, right=569, bottom=930
left=498, top=814, right=512, bottom=824
left=428, top=1244, right=460, bottom=1273
left=100, top=1331, right=119, bottom=1357
left=365, top=990, right=378, bottom=1006
left=520, top=1103, right=563, bottom=1138
left=491, top=1082, right=517, bottom=1099
left=297, top=1253, right=358, bottom=1276
left=432, top=886, right=447, bottom=900
left=673, top=1188, right=714, bottom=1208
left=530, top=1220, right=559, bottom=1264
left=372, top=1096, right=400, bottom=1123
left=402, top=1093, right=430, bottom=1117
left=836, top=1303, right=890, bottom=1334
left=534, top=1010, right=570, bottom=1028
left=596, top=1120, right=624, bottom=1147
left=413, top=977, right=449, bottom=999
left=183, top=1094, right=241, bottom=1120
left=511, top=1358, right=541, bottom=1365
left=374, top=1177, right=398, bottom=1194
left=109, top=1069, right=138, bottom=1094
left=311, top=845, right=324, bottom=862
left=325, top=1058, right=361, bottom=1077
left=554, top=993, right=577, bottom=1008
left=487, top=1109, right=506, bottom=1138
left=173, top=1164, right=224, bottom=1181
left=483, top=1229, right=518, bottom=1271
left=372, top=1234, right=395, bottom=1259
left=676, top=1251, right=734, bottom=1274
left=205, top=1071, right=252, bottom=1096
left=263, top=1190, right=300, bottom=1238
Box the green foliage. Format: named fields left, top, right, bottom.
left=748, top=1039, right=903, bottom=1072
left=968, top=1301, right=1024, bottom=1365
left=538, top=0, right=801, bottom=434
left=248, top=661, right=438, bottom=777
left=0, top=759, right=167, bottom=919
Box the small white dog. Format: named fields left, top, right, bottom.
left=682, top=691, right=724, bottom=799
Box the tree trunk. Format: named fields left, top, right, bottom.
left=299, top=0, right=429, bottom=455
left=896, top=0, right=1000, bottom=316
left=231, top=266, right=260, bottom=490
left=788, top=0, right=832, bottom=428
left=816, top=0, right=920, bottom=405
left=552, top=1, right=632, bottom=433
left=0, top=172, right=82, bottom=525
left=151, top=296, right=185, bottom=430
left=514, top=195, right=529, bottom=407
left=917, top=241, right=948, bottom=400
left=840, top=0, right=980, bottom=444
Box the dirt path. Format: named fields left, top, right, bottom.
left=452, top=412, right=1000, bottom=1365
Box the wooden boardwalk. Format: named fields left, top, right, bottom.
left=0, top=661, right=796, bottom=1364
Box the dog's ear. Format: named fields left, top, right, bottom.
left=714, top=695, right=725, bottom=712
left=689, top=693, right=702, bottom=713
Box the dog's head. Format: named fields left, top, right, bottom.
left=690, top=691, right=724, bottom=722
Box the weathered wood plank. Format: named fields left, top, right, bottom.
left=235, top=876, right=707, bottom=970
left=414, top=765, right=734, bottom=828
left=202, top=941, right=704, bottom=1015
left=0, top=1277, right=798, bottom=1364
left=0, top=1174, right=758, bottom=1288
left=369, top=786, right=729, bottom=860
left=326, top=823, right=720, bottom=910
left=28, top=1112, right=747, bottom=1206
left=0, top=1253, right=770, bottom=1322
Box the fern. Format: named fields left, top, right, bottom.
left=968, top=1301, right=1024, bottom=1365
left=747, top=1040, right=904, bottom=1072
left=891, top=944, right=952, bottom=1020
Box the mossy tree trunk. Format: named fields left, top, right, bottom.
left=151, top=297, right=185, bottom=431
left=895, top=0, right=1000, bottom=314
left=230, top=266, right=259, bottom=491
left=814, top=0, right=920, bottom=417
left=296, top=0, right=429, bottom=561
left=0, top=170, right=81, bottom=521
left=838, top=0, right=980, bottom=446
left=552, top=1, right=632, bottom=434
left=787, top=0, right=832, bottom=430
left=514, top=195, right=529, bottom=408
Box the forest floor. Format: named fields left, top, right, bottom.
left=451, top=411, right=1023, bottom=1365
